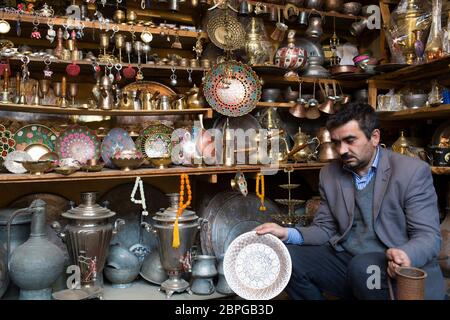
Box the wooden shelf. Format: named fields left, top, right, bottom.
left=371, top=56, right=450, bottom=83
left=377, top=104, right=450, bottom=121
left=0, top=163, right=325, bottom=184
left=0, top=103, right=213, bottom=118
left=256, top=102, right=296, bottom=108
left=2, top=12, right=207, bottom=39
left=7, top=56, right=208, bottom=73
left=260, top=74, right=366, bottom=89
left=246, top=0, right=366, bottom=21
left=431, top=166, right=450, bottom=175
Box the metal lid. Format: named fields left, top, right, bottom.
left=153, top=193, right=197, bottom=222
left=0, top=208, right=32, bottom=225
left=62, top=192, right=116, bottom=220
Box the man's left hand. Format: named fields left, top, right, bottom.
left=386, top=248, right=411, bottom=278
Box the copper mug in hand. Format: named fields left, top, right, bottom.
left=392, top=267, right=427, bottom=300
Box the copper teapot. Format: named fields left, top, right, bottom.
left=172, top=94, right=188, bottom=110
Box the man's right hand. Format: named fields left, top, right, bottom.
left=254, top=223, right=288, bottom=241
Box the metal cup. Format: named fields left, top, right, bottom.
left=350, top=18, right=368, bottom=37
left=270, top=22, right=288, bottom=42
left=298, top=11, right=309, bottom=26
left=99, top=33, right=109, bottom=50
left=169, top=0, right=179, bottom=11
left=239, top=0, right=251, bottom=15
left=268, top=6, right=277, bottom=22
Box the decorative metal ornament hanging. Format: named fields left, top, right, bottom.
left=171, top=32, right=182, bottom=49
left=46, top=19, right=56, bottom=43
left=187, top=68, right=193, bottom=84
left=206, top=10, right=246, bottom=51
left=203, top=60, right=261, bottom=117
left=170, top=67, right=177, bottom=86
left=44, top=57, right=53, bottom=78
left=31, top=17, right=41, bottom=39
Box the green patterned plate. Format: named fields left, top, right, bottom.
left=14, top=124, right=58, bottom=152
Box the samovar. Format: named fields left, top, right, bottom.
left=388, top=0, right=430, bottom=64
left=142, top=193, right=206, bottom=298
left=53, top=192, right=124, bottom=289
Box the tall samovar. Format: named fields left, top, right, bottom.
left=142, top=193, right=205, bottom=298
left=388, top=0, right=431, bottom=64
left=53, top=192, right=124, bottom=289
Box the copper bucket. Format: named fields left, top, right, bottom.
left=390, top=267, right=427, bottom=300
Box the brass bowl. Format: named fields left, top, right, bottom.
left=149, top=156, right=171, bottom=169
left=54, top=166, right=79, bottom=175
left=111, top=157, right=144, bottom=171
left=81, top=160, right=105, bottom=172
left=16, top=160, right=54, bottom=175
left=343, top=2, right=362, bottom=15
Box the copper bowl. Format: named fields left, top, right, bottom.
left=81, top=159, right=105, bottom=172
left=330, top=65, right=359, bottom=75
left=343, top=2, right=362, bottom=15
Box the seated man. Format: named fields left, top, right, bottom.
left=256, top=102, right=446, bottom=300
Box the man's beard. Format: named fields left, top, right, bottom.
left=341, top=154, right=368, bottom=171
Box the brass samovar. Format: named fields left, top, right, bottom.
left=388, top=0, right=431, bottom=64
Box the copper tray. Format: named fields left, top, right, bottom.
left=122, top=81, right=177, bottom=97
left=99, top=183, right=169, bottom=251
left=330, top=65, right=359, bottom=75
left=199, top=191, right=276, bottom=258
left=373, top=63, right=409, bottom=73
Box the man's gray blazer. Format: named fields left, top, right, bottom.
left=295, top=148, right=446, bottom=298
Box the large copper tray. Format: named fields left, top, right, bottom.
left=122, top=81, right=177, bottom=96
left=199, top=191, right=276, bottom=258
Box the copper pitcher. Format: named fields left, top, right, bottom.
left=317, top=142, right=338, bottom=162
left=187, top=84, right=206, bottom=109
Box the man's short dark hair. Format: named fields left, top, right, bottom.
left=326, top=102, right=379, bottom=140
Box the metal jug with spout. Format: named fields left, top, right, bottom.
left=306, top=13, right=324, bottom=41
left=186, top=84, right=206, bottom=109
left=8, top=200, right=65, bottom=300
left=289, top=128, right=320, bottom=162
left=52, top=192, right=124, bottom=289
left=119, top=91, right=133, bottom=110
left=98, top=76, right=114, bottom=110
left=142, top=91, right=160, bottom=110
left=142, top=193, right=206, bottom=298
left=172, top=94, right=187, bottom=110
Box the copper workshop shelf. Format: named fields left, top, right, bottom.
left=2, top=12, right=207, bottom=39
left=0, top=163, right=325, bottom=184
left=0, top=103, right=214, bottom=118
left=377, top=104, right=450, bottom=121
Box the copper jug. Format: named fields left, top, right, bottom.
left=317, top=142, right=338, bottom=162
left=306, top=14, right=324, bottom=40
left=142, top=91, right=160, bottom=110
left=172, top=94, right=187, bottom=110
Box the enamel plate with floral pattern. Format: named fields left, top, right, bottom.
left=0, top=124, right=15, bottom=160
left=203, top=61, right=262, bottom=117
left=55, top=125, right=101, bottom=164
left=223, top=231, right=292, bottom=300
left=135, top=123, right=173, bottom=158
left=101, top=128, right=136, bottom=168
left=13, top=124, right=58, bottom=152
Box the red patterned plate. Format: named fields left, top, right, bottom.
left=55, top=125, right=101, bottom=164
left=203, top=61, right=262, bottom=117
left=0, top=124, right=16, bottom=160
